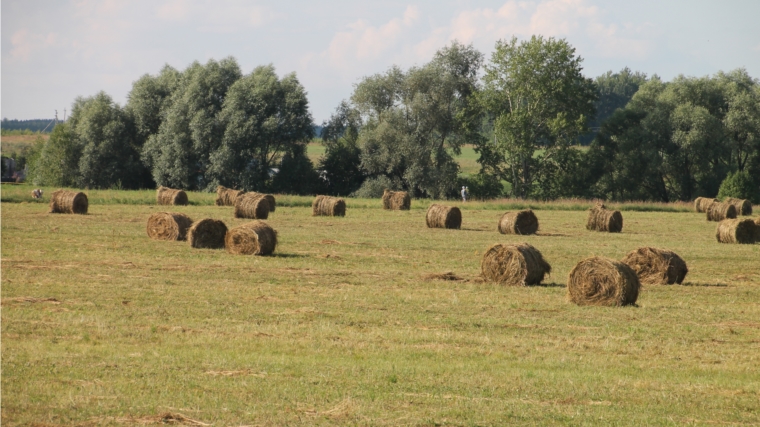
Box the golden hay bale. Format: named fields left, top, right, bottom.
left=724, top=197, right=752, bottom=216
left=312, top=195, right=346, bottom=217
left=498, top=210, right=538, bottom=235
left=426, top=204, right=462, bottom=229
left=187, top=218, right=228, bottom=249
left=706, top=202, right=737, bottom=221
left=567, top=257, right=640, bottom=306
left=694, top=197, right=719, bottom=213
left=755, top=217, right=760, bottom=242
left=234, top=193, right=270, bottom=219
left=481, top=243, right=551, bottom=286
left=715, top=218, right=757, bottom=244
left=156, top=186, right=188, bottom=206
left=251, top=193, right=276, bottom=212
left=225, top=220, right=278, bottom=255
left=586, top=203, right=622, bottom=232
left=215, top=186, right=245, bottom=206
left=146, top=212, right=193, bottom=241
left=382, top=189, right=411, bottom=210
left=621, top=247, right=688, bottom=285
left=49, top=190, right=88, bottom=214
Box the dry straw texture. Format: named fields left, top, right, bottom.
left=481, top=243, right=551, bottom=286
left=426, top=204, right=462, bottom=229
left=49, top=190, right=88, bottom=214
left=225, top=221, right=277, bottom=255
left=234, top=193, right=270, bottom=219
left=382, top=189, right=411, bottom=210
left=694, top=197, right=719, bottom=213
left=215, top=186, right=244, bottom=206
left=567, top=257, right=640, bottom=306
left=715, top=218, right=757, bottom=244
left=706, top=202, right=737, bottom=221
left=586, top=204, right=623, bottom=232
left=188, top=219, right=228, bottom=249
left=498, top=210, right=539, bottom=235
left=146, top=212, right=193, bottom=241
left=724, top=197, right=753, bottom=216
left=312, top=195, right=346, bottom=217
left=157, top=186, right=188, bottom=206
left=621, top=247, right=688, bottom=285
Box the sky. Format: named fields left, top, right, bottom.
left=2, top=0, right=759, bottom=123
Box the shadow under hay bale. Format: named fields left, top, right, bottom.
left=423, top=272, right=464, bottom=281
left=146, top=212, right=193, bottom=241
left=235, top=193, right=270, bottom=219
left=724, top=197, right=753, bottom=216
left=498, top=210, right=538, bottom=235
left=426, top=204, right=461, bottom=229
left=586, top=204, right=622, bottom=232
left=567, top=256, right=640, bottom=306
left=312, top=195, right=346, bottom=217
left=382, top=189, right=411, bottom=210
left=225, top=220, right=277, bottom=255
left=706, top=202, right=737, bottom=222
left=694, top=197, right=719, bottom=213
left=215, top=186, right=244, bottom=206
left=188, top=218, right=228, bottom=249
left=157, top=186, right=188, bottom=206
left=716, top=218, right=757, bottom=244
left=621, top=247, right=688, bottom=285
left=481, top=243, right=551, bottom=286
left=49, top=190, right=88, bottom=214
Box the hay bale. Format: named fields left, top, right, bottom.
left=694, top=197, right=719, bottom=213
left=481, top=243, right=551, bottom=286
left=706, top=202, right=737, bottom=221
left=187, top=218, right=228, bottom=249
left=621, top=247, right=688, bottom=285
left=312, top=195, right=346, bottom=217
left=146, top=212, right=193, bottom=241
left=49, top=190, right=88, bottom=214
left=255, top=193, right=276, bottom=212
left=215, top=186, right=245, bottom=206
left=586, top=203, right=622, bottom=232
left=498, top=210, right=538, bottom=235
left=234, top=193, right=270, bottom=219
left=225, top=221, right=278, bottom=255
left=567, top=257, right=640, bottom=306
left=755, top=217, right=760, bottom=242
left=382, top=189, right=411, bottom=210
left=426, top=204, right=462, bottom=229
left=157, top=186, right=188, bottom=206
left=715, top=218, right=757, bottom=244
left=724, top=197, right=752, bottom=216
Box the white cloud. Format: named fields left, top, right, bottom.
left=8, top=29, right=59, bottom=62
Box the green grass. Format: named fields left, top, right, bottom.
left=2, top=186, right=759, bottom=426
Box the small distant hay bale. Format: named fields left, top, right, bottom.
left=706, top=202, right=737, bottom=222
left=481, top=243, right=551, bottom=286
left=724, top=197, right=752, bottom=216
left=49, top=190, right=88, bottom=214
left=215, top=186, right=244, bottom=206
left=187, top=218, right=228, bottom=249
left=621, top=247, right=688, bottom=285
left=225, top=221, right=278, bottom=255
left=586, top=203, right=622, bottom=232
left=146, top=212, right=193, bottom=241
left=157, top=186, right=188, bottom=206
left=234, top=193, right=270, bottom=219
left=426, top=204, right=461, bottom=229
left=715, top=218, right=757, bottom=244
left=694, top=197, right=719, bottom=213
left=382, top=189, right=411, bottom=210
left=312, top=195, right=346, bottom=217
left=567, top=257, right=640, bottom=306
left=498, top=210, right=538, bottom=235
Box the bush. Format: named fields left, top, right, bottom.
left=717, top=170, right=760, bottom=204
left=456, top=173, right=504, bottom=200
left=351, top=176, right=401, bottom=198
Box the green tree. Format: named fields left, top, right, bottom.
left=718, top=170, right=760, bottom=203
left=27, top=124, right=81, bottom=187
left=125, top=65, right=181, bottom=147
left=318, top=101, right=365, bottom=196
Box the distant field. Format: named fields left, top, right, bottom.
left=1, top=134, right=48, bottom=155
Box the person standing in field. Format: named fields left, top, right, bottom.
left=461, top=186, right=467, bottom=202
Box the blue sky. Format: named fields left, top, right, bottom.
left=2, top=0, right=759, bottom=123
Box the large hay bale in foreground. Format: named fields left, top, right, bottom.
left=706, top=202, right=737, bottom=222
left=146, top=212, right=193, bottom=241
left=187, top=218, right=228, bottom=249
left=234, top=193, right=270, bottom=219
left=498, top=210, right=538, bottom=235
left=724, top=197, right=752, bottom=216
left=621, top=247, right=688, bottom=285
left=312, top=195, right=346, bottom=217
left=567, top=257, right=640, bottom=306
left=481, top=243, right=551, bottom=286
left=715, top=218, right=757, bottom=244
left=382, top=189, right=411, bottom=210
left=225, top=221, right=277, bottom=255
left=157, top=186, right=188, bottom=206
left=49, top=190, right=88, bottom=214
left=426, top=204, right=462, bottom=229
left=215, top=186, right=245, bottom=206
left=694, top=197, right=719, bottom=213
left=586, top=204, right=623, bottom=232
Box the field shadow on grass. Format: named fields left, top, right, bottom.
left=534, top=282, right=566, bottom=288
left=680, top=282, right=729, bottom=287
left=460, top=227, right=491, bottom=232
left=271, top=253, right=309, bottom=258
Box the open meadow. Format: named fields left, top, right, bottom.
left=2, top=184, right=759, bottom=426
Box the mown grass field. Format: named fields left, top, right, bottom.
left=2, top=184, right=759, bottom=426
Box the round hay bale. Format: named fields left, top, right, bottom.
left=715, top=218, right=757, bottom=244
left=157, top=186, right=188, bottom=206
left=262, top=194, right=276, bottom=212
left=621, top=247, right=688, bottom=285
left=724, top=197, right=752, bottom=216
left=706, top=202, right=737, bottom=222
left=312, top=195, right=346, bottom=217
left=586, top=203, right=623, bottom=232
left=215, top=185, right=245, bottom=206
left=187, top=218, right=228, bottom=249
left=382, top=189, right=411, bottom=210
left=498, top=210, right=538, bottom=235
left=426, top=204, right=462, bottom=229
left=755, top=217, right=760, bottom=242
left=234, top=193, right=270, bottom=219
left=694, top=197, right=719, bottom=213
left=481, top=243, right=551, bottom=286
left=49, top=190, right=88, bottom=214
left=567, top=257, right=640, bottom=306
left=146, top=212, right=193, bottom=241
left=225, top=220, right=277, bottom=255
